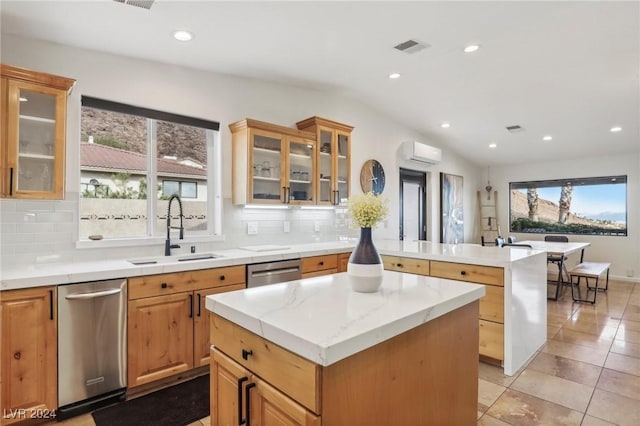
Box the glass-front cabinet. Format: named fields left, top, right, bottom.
left=1, top=64, right=75, bottom=199
left=230, top=119, right=316, bottom=205
left=297, top=116, right=353, bottom=206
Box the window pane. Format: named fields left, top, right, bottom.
left=509, top=176, right=627, bottom=236
left=156, top=121, right=208, bottom=234
left=162, top=180, right=179, bottom=197
left=80, top=107, right=148, bottom=239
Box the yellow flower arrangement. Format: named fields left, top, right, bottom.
left=347, top=192, right=389, bottom=228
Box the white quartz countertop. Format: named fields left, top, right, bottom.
left=206, top=270, right=485, bottom=366
left=0, top=238, right=544, bottom=291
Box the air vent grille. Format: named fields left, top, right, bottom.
left=113, top=0, right=155, bottom=10
left=506, top=125, right=524, bottom=133
left=394, top=39, right=430, bottom=54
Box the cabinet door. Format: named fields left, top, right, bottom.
left=5, top=80, right=67, bottom=199
left=316, top=126, right=334, bottom=205
left=128, top=292, right=194, bottom=387
left=193, top=284, right=245, bottom=367
left=211, top=349, right=251, bottom=426
left=250, top=376, right=320, bottom=426
left=334, top=129, right=350, bottom=205
left=286, top=136, right=315, bottom=205
left=249, top=128, right=285, bottom=204
left=1, top=287, right=57, bottom=424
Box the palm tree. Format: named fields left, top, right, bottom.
left=558, top=182, right=573, bottom=223
left=527, top=188, right=539, bottom=221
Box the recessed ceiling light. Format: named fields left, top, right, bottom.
left=441, top=122, right=451, bottom=129
left=610, top=126, right=622, bottom=132
left=19, top=96, right=28, bottom=102
left=489, top=143, right=497, bottom=148
left=389, top=73, right=401, bottom=79
left=543, top=135, right=553, bottom=141
left=464, top=44, right=480, bottom=53
left=173, top=30, right=193, bottom=42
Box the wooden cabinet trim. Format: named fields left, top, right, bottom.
left=1, top=64, right=75, bottom=92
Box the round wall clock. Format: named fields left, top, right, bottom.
left=360, top=159, right=386, bottom=195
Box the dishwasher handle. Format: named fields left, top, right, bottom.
left=250, top=267, right=300, bottom=278
left=65, top=288, right=122, bottom=300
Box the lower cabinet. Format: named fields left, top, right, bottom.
left=337, top=252, right=350, bottom=272
left=211, top=349, right=319, bottom=426
left=127, top=266, right=245, bottom=387
left=1, top=286, right=57, bottom=425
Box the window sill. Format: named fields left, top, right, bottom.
left=76, top=234, right=226, bottom=249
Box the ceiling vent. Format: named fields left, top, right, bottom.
left=506, top=125, right=525, bottom=133
left=113, top=0, right=155, bottom=10
left=394, top=39, right=430, bottom=54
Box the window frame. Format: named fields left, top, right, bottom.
left=161, top=179, right=198, bottom=199
left=77, top=96, right=223, bottom=248
left=508, top=175, right=628, bottom=236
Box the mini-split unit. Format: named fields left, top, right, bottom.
left=401, top=141, right=442, bottom=165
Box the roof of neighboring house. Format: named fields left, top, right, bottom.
left=80, top=142, right=207, bottom=178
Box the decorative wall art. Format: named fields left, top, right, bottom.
left=440, top=172, right=464, bottom=243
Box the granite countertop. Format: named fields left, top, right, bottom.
left=206, top=270, right=485, bottom=366
left=0, top=239, right=544, bottom=291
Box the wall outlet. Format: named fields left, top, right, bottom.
left=247, top=222, right=258, bottom=235
left=283, top=221, right=290, bottom=233
left=314, top=221, right=320, bottom=232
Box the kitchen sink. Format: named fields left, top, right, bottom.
left=127, top=253, right=223, bottom=265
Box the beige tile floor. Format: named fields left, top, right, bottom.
left=54, top=279, right=639, bottom=426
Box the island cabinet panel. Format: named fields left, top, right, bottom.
left=301, top=254, right=338, bottom=278
left=430, top=261, right=503, bottom=286
left=211, top=301, right=479, bottom=425
left=337, top=252, right=350, bottom=272
left=479, top=320, right=504, bottom=361
left=381, top=255, right=429, bottom=275
left=480, top=285, right=505, bottom=323
left=1, top=286, right=57, bottom=425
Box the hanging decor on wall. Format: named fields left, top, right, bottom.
left=440, top=172, right=464, bottom=244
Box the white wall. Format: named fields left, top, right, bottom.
left=0, top=35, right=481, bottom=268
left=487, top=153, right=640, bottom=282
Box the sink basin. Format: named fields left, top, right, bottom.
left=127, top=253, right=223, bottom=265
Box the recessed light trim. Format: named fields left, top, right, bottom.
left=610, top=126, right=622, bottom=133
left=173, top=30, right=193, bottom=42
left=464, top=44, right=480, bottom=53
left=543, top=135, right=553, bottom=141
left=489, top=143, right=497, bottom=148
left=389, top=73, right=401, bottom=79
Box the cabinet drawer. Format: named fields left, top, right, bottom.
left=129, top=266, right=245, bottom=299
left=479, top=320, right=504, bottom=360
left=301, top=255, right=337, bottom=274
left=430, top=261, right=503, bottom=286
left=211, top=314, right=320, bottom=414
left=479, top=285, right=504, bottom=323
left=381, top=255, right=429, bottom=276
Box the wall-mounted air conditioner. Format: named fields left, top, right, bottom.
left=401, top=141, right=442, bottom=165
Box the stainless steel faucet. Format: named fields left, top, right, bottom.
left=165, top=194, right=184, bottom=256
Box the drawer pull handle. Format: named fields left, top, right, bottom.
left=161, top=282, right=168, bottom=288
left=460, top=271, right=467, bottom=276
left=242, top=349, right=253, bottom=360
left=220, top=275, right=225, bottom=281
left=13, top=352, right=20, bottom=360
left=237, top=376, right=248, bottom=425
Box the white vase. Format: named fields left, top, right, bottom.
left=347, top=227, right=383, bottom=292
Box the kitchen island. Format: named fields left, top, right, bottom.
left=206, top=270, right=485, bottom=425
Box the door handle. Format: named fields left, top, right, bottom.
left=65, top=288, right=121, bottom=300
left=245, top=383, right=256, bottom=426
left=197, top=293, right=201, bottom=317
left=9, top=168, right=14, bottom=196
left=237, top=376, right=248, bottom=425
left=189, top=294, right=193, bottom=318
left=49, top=289, right=54, bottom=320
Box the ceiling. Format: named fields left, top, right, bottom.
left=2, top=1, right=638, bottom=166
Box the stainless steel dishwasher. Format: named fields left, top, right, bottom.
left=57, top=279, right=127, bottom=419
left=247, top=258, right=302, bottom=287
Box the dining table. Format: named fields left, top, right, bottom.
left=519, top=240, right=591, bottom=300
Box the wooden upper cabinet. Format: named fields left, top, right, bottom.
left=296, top=116, right=353, bottom=206
left=230, top=119, right=316, bottom=206
left=1, top=286, right=57, bottom=424
left=1, top=64, right=75, bottom=199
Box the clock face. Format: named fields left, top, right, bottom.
left=360, top=159, right=386, bottom=195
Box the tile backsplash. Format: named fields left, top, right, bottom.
left=0, top=193, right=355, bottom=270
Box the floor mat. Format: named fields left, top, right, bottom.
left=92, top=375, right=209, bottom=426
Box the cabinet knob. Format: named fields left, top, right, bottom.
left=397, top=263, right=403, bottom=268
left=13, top=352, right=21, bottom=360
left=220, top=275, right=225, bottom=281
left=161, top=282, right=168, bottom=288
left=460, top=271, right=467, bottom=276
left=242, top=349, right=253, bottom=360
left=319, top=261, right=324, bottom=266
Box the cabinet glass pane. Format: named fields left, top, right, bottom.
left=252, top=133, right=282, bottom=201
left=337, top=133, right=349, bottom=203
left=288, top=139, right=313, bottom=202
left=17, top=89, right=56, bottom=191
left=318, top=130, right=333, bottom=203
